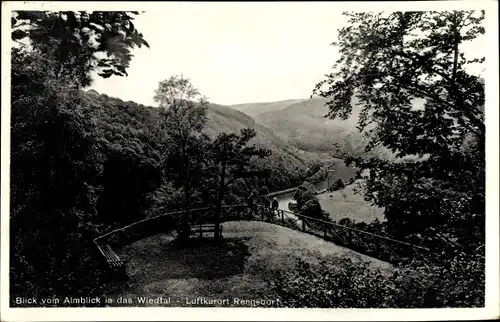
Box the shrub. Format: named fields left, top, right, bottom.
left=271, top=253, right=484, bottom=308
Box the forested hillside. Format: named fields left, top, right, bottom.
left=205, top=102, right=334, bottom=190
left=229, top=95, right=394, bottom=160
left=229, top=98, right=305, bottom=117
left=84, top=92, right=334, bottom=196
left=254, top=97, right=393, bottom=159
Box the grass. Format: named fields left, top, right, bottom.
left=105, top=221, right=392, bottom=307
left=278, top=180, right=384, bottom=223
left=317, top=180, right=385, bottom=223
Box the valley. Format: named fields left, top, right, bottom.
left=206, top=98, right=384, bottom=225
left=86, top=90, right=366, bottom=194
left=9, top=7, right=486, bottom=311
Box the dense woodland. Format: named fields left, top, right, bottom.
left=10, top=10, right=485, bottom=307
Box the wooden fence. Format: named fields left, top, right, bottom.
left=254, top=206, right=431, bottom=262
left=94, top=203, right=431, bottom=264
left=94, top=205, right=252, bottom=248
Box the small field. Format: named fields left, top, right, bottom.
left=105, top=221, right=392, bottom=307
left=278, top=180, right=385, bottom=223
left=318, top=180, right=385, bottom=223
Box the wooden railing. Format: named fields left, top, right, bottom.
left=94, top=203, right=430, bottom=265
left=93, top=204, right=252, bottom=248
left=254, top=206, right=430, bottom=262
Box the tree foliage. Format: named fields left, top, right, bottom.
left=276, top=10, right=488, bottom=309
left=314, top=11, right=484, bottom=147
left=154, top=75, right=210, bottom=243
left=313, top=10, right=485, bottom=249
left=207, top=129, right=271, bottom=238
left=272, top=253, right=484, bottom=308
left=12, top=10, right=149, bottom=87
left=89, top=93, right=166, bottom=227
left=10, top=11, right=151, bottom=302
left=11, top=47, right=105, bottom=299
left=293, top=182, right=329, bottom=220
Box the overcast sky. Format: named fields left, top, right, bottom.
left=89, top=3, right=349, bottom=106
left=89, top=2, right=485, bottom=107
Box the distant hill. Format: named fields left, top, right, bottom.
left=206, top=102, right=293, bottom=149
left=254, top=97, right=361, bottom=155
left=205, top=102, right=335, bottom=190
left=254, top=97, right=392, bottom=159
left=229, top=99, right=306, bottom=117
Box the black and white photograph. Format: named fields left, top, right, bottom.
left=1, top=1, right=498, bottom=321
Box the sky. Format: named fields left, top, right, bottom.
left=90, top=3, right=348, bottom=106
left=89, top=2, right=486, bottom=107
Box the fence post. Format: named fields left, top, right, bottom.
left=199, top=223, right=202, bottom=238
left=281, top=210, right=284, bottom=226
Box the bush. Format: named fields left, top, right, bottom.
left=329, top=179, right=345, bottom=191
left=271, top=253, right=484, bottom=308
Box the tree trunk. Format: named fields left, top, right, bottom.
left=180, top=143, right=190, bottom=244
left=181, top=183, right=190, bottom=243
left=214, top=148, right=227, bottom=241
left=452, top=28, right=459, bottom=81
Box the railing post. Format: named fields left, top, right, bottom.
left=281, top=210, right=284, bottom=226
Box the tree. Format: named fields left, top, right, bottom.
left=11, top=47, right=105, bottom=299
left=207, top=129, right=271, bottom=240
left=12, top=11, right=149, bottom=87
left=305, top=159, right=323, bottom=178
left=293, top=182, right=328, bottom=220
left=154, top=75, right=209, bottom=243
left=10, top=11, right=149, bottom=300
left=313, top=11, right=485, bottom=249
left=293, top=181, right=317, bottom=206
left=314, top=11, right=484, bottom=152
left=333, top=179, right=345, bottom=191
